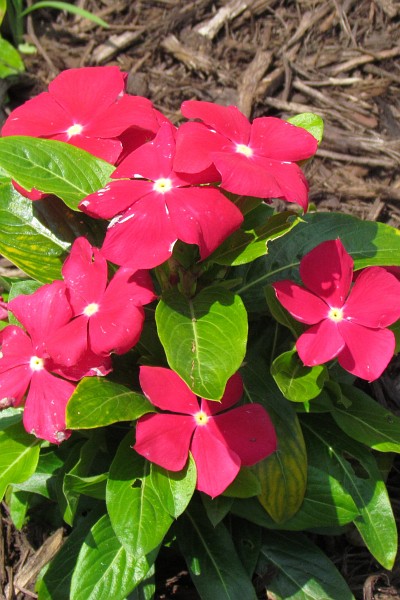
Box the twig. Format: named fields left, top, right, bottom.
left=329, top=46, right=400, bottom=75
left=316, top=148, right=397, bottom=168
left=92, top=30, right=143, bottom=65
left=237, top=50, right=272, bottom=117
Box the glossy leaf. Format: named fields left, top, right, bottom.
left=265, top=285, right=303, bottom=338
left=149, top=455, right=196, bottom=518
left=70, top=514, right=154, bottom=600
left=66, top=378, right=154, bottom=429
left=241, top=359, right=307, bottom=523
left=0, top=407, right=23, bottom=431
left=287, top=112, right=324, bottom=144
left=107, top=433, right=185, bottom=555
left=231, top=518, right=262, bottom=578
left=257, top=531, right=355, bottom=599
left=14, top=449, right=63, bottom=499
left=0, top=422, right=40, bottom=500
left=0, top=136, right=114, bottom=210
left=0, top=36, right=25, bottom=78
left=223, top=467, right=261, bottom=499
left=176, top=498, right=258, bottom=600
left=271, top=349, right=328, bottom=402
left=202, top=494, right=234, bottom=527
left=332, top=384, right=400, bottom=452
left=156, top=285, right=248, bottom=400
left=235, top=212, right=400, bottom=312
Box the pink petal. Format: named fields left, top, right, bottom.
left=46, top=316, right=88, bottom=367
left=0, top=325, right=33, bottom=361
left=23, top=370, right=73, bottom=443
left=213, top=153, right=310, bottom=208
left=101, top=195, right=177, bottom=269
left=191, top=425, right=240, bottom=497
left=338, top=321, right=395, bottom=381
left=211, top=404, right=277, bottom=465
left=167, top=187, right=243, bottom=259
left=139, top=366, right=200, bottom=413
left=181, top=100, right=251, bottom=144
left=90, top=304, right=144, bottom=356
left=79, top=180, right=153, bottom=220
left=134, top=413, right=195, bottom=471
left=273, top=281, right=329, bottom=324
left=117, top=127, right=158, bottom=161
left=296, top=319, right=345, bottom=366
left=9, top=281, right=72, bottom=346
left=1, top=92, right=72, bottom=137
left=84, top=95, right=159, bottom=138
left=174, top=122, right=227, bottom=173
left=344, top=267, right=400, bottom=328
left=12, top=181, right=46, bottom=201
left=250, top=117, right=318, bottom=162
left=62, top=237, right=108, bottom=314
left=52, top=348, right=112, bottom=381
left=48, top=66, right=126, bottom=126
left=300, top=239, right=353, bottom=307
left=105, top=268, right=156, bottom=307
left=52, top=134, right=122, bottom=164
left=203, top=372, right=244, bottom=415
left=0, top=363, right=31, bottom=406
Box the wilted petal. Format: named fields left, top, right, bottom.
left=134, top=413, right=195, bottom=471
left=338, top=321, right=395, bottom=381
left=300, top=239, right=353, bottom=307
left=191, top=425, right=240, bottom=497
left=139, top=366, right=200, bottom=413
left=23, top=370, right=74, bottom=444
left=344, top=267, right=400, bottom=328
left=296, top=319, right=345, bottom=366
left=273, top=281, right=329, bottom=324
left=250, top=117, right=318, bottom=162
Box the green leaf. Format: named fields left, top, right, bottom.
left=0, top=1, right=6, bottom=26
left=21, top=2, right=109, bottom=29
left=176, top=497, right=258, bottom=600
left=223, top=466, right=261, bottom=498
left=271, top=350, right=328, bottom=402
left=0, top=407, right=23, bottom=431
left=0, top=137, right=114, bottom=210
left=303, top=416, right=397, bottom=569
left=156, top=285, right=248, bottom=400
left=287, top=112, right=324, bottom=144
left=66, top=378, right=154, bottom=429
left=241, top=359, right=307, bottom=523
left=8, top=489, right=30, bottom=529
left=0, top=422, right=40, bottom=500
left=257, top=531, right=355, bottom=600
left=235, top=212, right=400, bottom=312
left=37, top=506, right=103, bottom=600
left=149, top=455, right=196, bottom=518
left=231, top=518, right=262, bottom=578
left=0, top=36, right=25, bottom=78
left=332, top=384, right=400, bottom=452
left=202, top=494, right=234, bottom=527
left=264, top=285, right=303, bottom=338
left=211, top=210, right=301, bottom=266
left=14, top=449, right=63, bottom=499
left=70, top=514, right=154, bottom=600
left=106, top=433, right=174, bottom=556
left=64, top=473, right=108, bottom=500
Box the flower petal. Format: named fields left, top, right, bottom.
left=62, top=237, right=108, bottom=314
left=174, top=122, right=227, bottom=174
left=211, top=404, right=277, bottom=465
left=23, top=370, right=74, bottom=444
left=139, top=366, right=200, bottom=413
left=46, top=316, right=88, bottom=367
left=300, top=239, right=353, bottom=307
left=203, top=372, right=244, bottom=415
left=296, top=319, right=345, bottom=366
left=90, top=304, right=144, bottom=356
left=250, top=117, right=318, bottom=161
left=134, top=413, right=195, bottom=471
left=191, top=425, right=240, bottom=497
left=79, top=180, right=153, bottom=220
left=344, top=267, right=400, bottom=328
left=0, top=363, right=31, bottom=406
left=181, top=100, right=251, bottom=144
left=1, top=92, right=72, bottom=137
left=273, top=281, right=329, bottom=325
left=338, top=321, right=395, bottom=381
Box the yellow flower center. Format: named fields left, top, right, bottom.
left=83, top=303, right=99, bottom=317
left=66, top=123, right=83, bottom=137
left=30, top=356, right=44, bottom=371
left=328, top=307, right=344, bottom=322
left=194, top=411, right=209, bottom=426
left=153, top=178, right=173, bottom=193
left=236, top=144, right=253, bottom=157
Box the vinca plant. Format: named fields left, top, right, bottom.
left=0, top=65, right=400, bottom=600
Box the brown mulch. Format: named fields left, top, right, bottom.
left=1, top=1, right=400, bottom=598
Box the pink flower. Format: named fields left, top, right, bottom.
left=134, top=367, right=277, bottom=497
left=1, top=66, right=164, bottom=164
left=0, top=282, right=111, bottom=443
left=46, top=237, right=156, bottom=366
left=272, top=239, right=400, bottom=380
left=79, top=123, right=244, bottom=270
left=173, top=100, right=318, bottom=210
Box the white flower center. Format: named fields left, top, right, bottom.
left=153, top=178, right=173, bottom=193
left=66, top=123, right=83, bottom=137
left=194, top=410, right=209, bottom=426
left=328, top=307, right=344, bottom=322
left=83, top=303, right=99, bottom=317
left=236, top=143, right=253, bottom=157
left=30, top=356, right=44, bottom=371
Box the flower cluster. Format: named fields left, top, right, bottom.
left=273, top=239, right=400, bottom=380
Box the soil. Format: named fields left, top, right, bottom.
left=1, top=0, right=400, bottom=598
